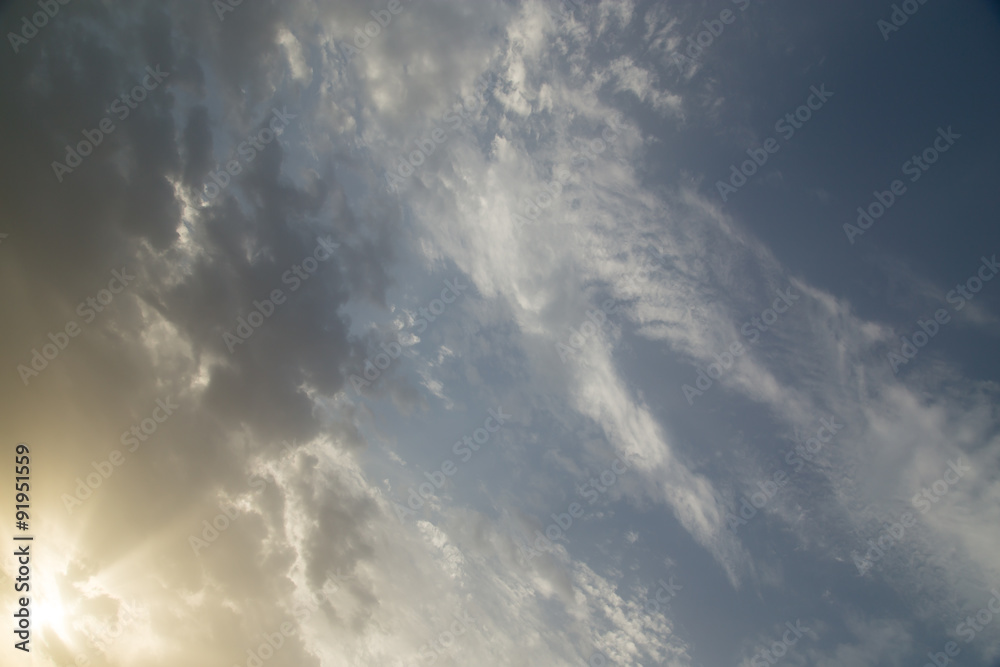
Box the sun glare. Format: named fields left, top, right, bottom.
left=35, top=569, right=75, bottom=644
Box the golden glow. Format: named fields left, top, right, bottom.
left=34, top=569, right=75, bottom=644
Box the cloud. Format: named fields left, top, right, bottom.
left=2, top=0, right=999, bottom=665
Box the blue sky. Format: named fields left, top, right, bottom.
left=2, top=0, right=1000, bottom=665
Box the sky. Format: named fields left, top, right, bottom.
left=1, top=0, right=1000, bottom=666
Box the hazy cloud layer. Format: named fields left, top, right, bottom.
left=1, top=0, right=999, bottom=665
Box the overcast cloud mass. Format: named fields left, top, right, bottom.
left=2, top=0, right=1000, bottom=665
